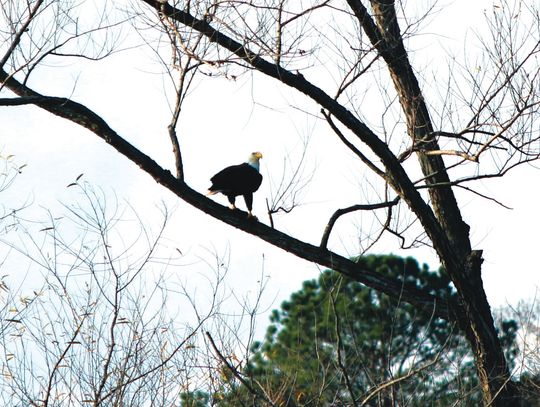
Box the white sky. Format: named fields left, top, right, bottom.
left=1, top=0, right=539, bottom=342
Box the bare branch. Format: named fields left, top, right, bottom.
left=360, top=354, right=442, bottom=406
left=0, top=0, right=46, bottom=68
left=321, top=109, right=386, bottom=177
left=206, top=331, right=278, bottom=407
left=320, top=197, right=400, bottom=250
left=42, top=318, right=85, bottom=407
left=266, top=144, right=312, bottom=223
left=0, top=75, right=455, bottom=324
left=330, top=288, right=359, bottom=407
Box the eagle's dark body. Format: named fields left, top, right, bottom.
left=208, top=152, right=263, bottom=217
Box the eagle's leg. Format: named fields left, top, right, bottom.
left=243, top=194, right=257, bottom=219
left=227, top=195, right=237, bottom=210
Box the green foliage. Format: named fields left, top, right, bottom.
left=222, top=254, right=519, bottom=406
left=180, top=390, right=209, bottom=407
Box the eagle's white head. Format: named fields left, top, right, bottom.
left=247, top=151, right=263, bottom=171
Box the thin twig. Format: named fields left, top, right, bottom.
left=42, top=318, right=85, bottom=407
left=205, top=331, right=278, bottom=407
left=266, top=198, right=275, bottom=229
left=330, top=284, right=359, bottom=407
left=360, top=355, right=441, bottom=406
left=0, top=0, right=46, bottom=68
left=321, top=109, right=385, bottom=178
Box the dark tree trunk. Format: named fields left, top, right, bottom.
left=348, top=1, right=520, bottom=404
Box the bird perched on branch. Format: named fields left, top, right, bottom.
left=207, top=152, right=263, bottom=219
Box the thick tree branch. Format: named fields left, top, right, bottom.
left=138, top=1, right=469, bottom=282
left=0, top=67, right=457, bottom=321
left=347, top=0, right=472, bottom=266
left=0, top=96, right=47, bottom=106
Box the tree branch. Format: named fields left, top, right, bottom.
left=0, top=0, right=46, bottom=68
left=0, top=84, right=453, bottom=322
left=330, top=289, right=359, bottom=407
left=349, top=0, right=472, bottom=261
left=320, top=197, right=400, bottom=249
left=138, top=0, right=472, bottom=284
left=42, top=318, right=85, bottom=407
left=321, top=108, right=385, bottom=177
left=0, top=25, right=457, bottom=326
left=360, top=353, right=442, bottom=406
left=206, top=331, right=277, bottom=407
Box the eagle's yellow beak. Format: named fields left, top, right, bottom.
left=253, top=152, right=263, bottom=159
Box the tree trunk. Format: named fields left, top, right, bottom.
left=349, top=1, right=520, bottom=404
left=458, top=251, right=519, bottom=405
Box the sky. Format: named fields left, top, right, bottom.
left=1, top=0, right=539, bottom=345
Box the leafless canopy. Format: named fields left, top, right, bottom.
left=1, top=0, right=540, bottom=405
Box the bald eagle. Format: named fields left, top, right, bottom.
left=207, top=152, right=263, bottom=218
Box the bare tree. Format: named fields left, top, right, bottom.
left=0, top=153, right=26, bottom=224
left=1, top=0, right=540, bottom=404
left=0, top=181, right=270, bottom=406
